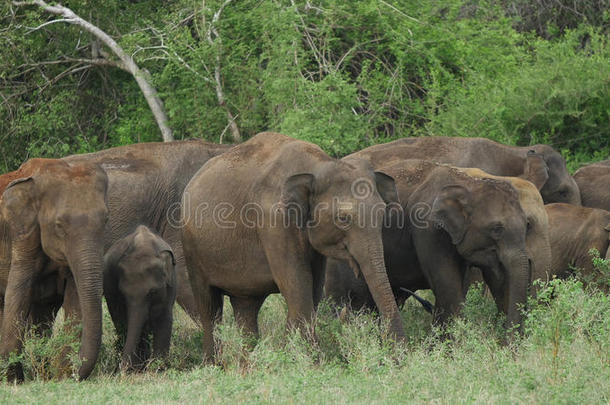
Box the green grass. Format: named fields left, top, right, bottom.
left=1, top=269, right=610, bottom=404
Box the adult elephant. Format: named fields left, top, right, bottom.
left=181, top=132, right=405, bottom=360
left=325, top=159, right=530, bottom=330
left=63, top=139, right=232, bottom=320
left=459, top=168, right=552, bottom=290
left=0, top=158, right=108, bottom=381
left=545, top=203, right=610, bottom=286
left=1, top=165, right=77, bottom=330
left=348, top=137, right=581, bottom=205
left=573, top=160, right=610, bottom=211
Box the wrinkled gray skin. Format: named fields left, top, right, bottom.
left=64, top=140, right=231, bottom=321
left=182, top=132, right=405, bottom=361
left=348, top=136, right=581, bottom=205
left=325, top=160, right=530, bottom=330
left=545, top=203, right=610, bottom=287
left=0, top=158, right=108, bottom=381
left=104, top=225, right=176, bottom=371
left=574, top=160, right=610, bottom=211
left=459, top=168, right=552, bottom=295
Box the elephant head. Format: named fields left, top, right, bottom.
left=0, top=158, right=108, bottom=380
left=523, top=147, right=581, bottom=205
left=429, top=177, right=529, bottom=330
left=103, top=225, right=176, bottom=370
left=280, top=158, right=405, bottom=340
left=461, top=168, right=552, bottom=288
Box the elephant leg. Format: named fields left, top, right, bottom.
left=151, top=309, right=173, bottom=361
left=51, top=273, right=82, bottom=378
left=195, top=283, right=223, bottom=363
left=262, top=238, right=315, bottom=334
left=311, top=253, right=326, bottom=310
left=29, top=300, right=61, bottom=337
left=0, top=251, right=42, bottom=381
left=463, top=266, right=486, bottom=298
left=62, top=274, right=81, bottom=328
left=428, top=267, right=465, bottom=326
left=414, top=236, right=464, bottom=326
left=171, top=240, right=199, bottom=322
left=230, top=295, right=265, bottom=346
left=134, top=329, right=152, bottom=370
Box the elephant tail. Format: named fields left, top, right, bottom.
left=399, top=287, right=434, bottom=314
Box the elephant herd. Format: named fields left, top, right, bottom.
left=0, top=132, right=608, bottom=382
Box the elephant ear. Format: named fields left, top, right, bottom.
left=153, top=237, right=175, bottom=266
left=520, top=150, right=549, bottom=190
left=374, top=171, right=400, bottom=205
left=429, top=184, right=471, bottom=245
left=605, top=222, right=610, bottom=260
left=159, top=250, right=176, bottom=288
left=1, top=177, right=39, bottom=239
left=280, top=173, right=314, bottom=228
left=103, top=236, right=132, bottom=274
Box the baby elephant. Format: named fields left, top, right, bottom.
left=103, top=225, right=176, bottom=370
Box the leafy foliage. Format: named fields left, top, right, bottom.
left=1, top=0, right=608, bottom=172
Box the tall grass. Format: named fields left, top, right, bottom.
left=1, top=258, right=609, bottom=403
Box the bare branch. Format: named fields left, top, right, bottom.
left=12, top=0, right=174, bottom=141
left=25, top=18, right=76, bottom=33
left=204, top=0, right=241, bottom=142
left=171, top=50, right=213, bottom=83
left=16, top=57, right=126, bottom=72
left=378, top=0, right=421, bottom=23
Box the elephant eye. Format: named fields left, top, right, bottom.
left=558, top=189, right=569, bottom=198
left=490, top=223, right=504, bottom=239
left=55, top=220, right=67, bottom=237
left=336, top=213, right=352, bottom=226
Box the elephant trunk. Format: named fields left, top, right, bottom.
left=500, top=247, right=530, bottom=333
left=122, top=301, right=148, bottom=370
left=526, top=225, right=552, bottom=294
left=0, top=218, right=11, bottom=279
left=67, top=238, right=104, bottom=380
left=348, top=234, right=405, bottom=341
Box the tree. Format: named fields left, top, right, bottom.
left=12, top=0, right=174, bottom=142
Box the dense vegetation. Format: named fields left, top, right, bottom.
left=1, top=0, right=609, bottom=173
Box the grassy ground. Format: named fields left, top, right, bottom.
left=1, top=274, right=609, bottom=404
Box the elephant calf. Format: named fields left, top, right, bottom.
left=545, top=203, right=610, bottom=288
left=103, top=225, right=176, bottom=370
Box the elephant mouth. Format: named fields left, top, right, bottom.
left=343, top=243, right=363, bottom=280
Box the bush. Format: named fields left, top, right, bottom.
left=427, top=27, right=610, bottom=171
left=3, top=0, right=608, bottom=171
left=0, top=320, right=81, bottom=382
left=501, top=0, right=610, bottom=38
